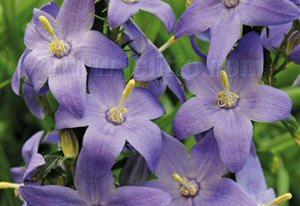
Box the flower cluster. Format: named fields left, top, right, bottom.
left=1, top=0, right=299, bottom=205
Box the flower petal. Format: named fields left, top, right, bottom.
left=20, top=185, right=87, bottom=206
left=191, top=130, right=226, bottom=183
left=108, top=186, right=171, bottom=206
left=10, top=167, right=26, bottom=184
left=49, top=56, right=87, bottom=118
left=236, top=144, right=268, bottom=200
left=108, top=0, right=139, bottom=28
left=22, top=131, right=44, bottom=164
left=72, top=30, right=128, bottom=69
left=290, top=45, right=300, bottom=64
left=120, top=120, right=163, bottom=171
left=226, top=32, right=264, bottom=93
left=12, top=51, right=29, bottom=95
left=213, top=110, right=253, bottom=172
left=175, top=1, right=225, bottom=38
left=23, top=81, right=45, bottom=119
left=40, top=2, right=60, bottom=18
left=75, top=125, right=121, bottom=204
left=126, top=88, right=164, bottom=120
left=163, top=72, right=186, bottom=103
left=174, top=97, right=217, bottom=140
left=207, top=9, right=242, bottom=74
left=239, top=0, right=300, bottom=26
left=138, top=0, right=176, bottom=32
left=198, top=178, right=257, bottom=206
left=240, top=85, right=292, bottom=122
left=56, top=0, right=95, bottom=40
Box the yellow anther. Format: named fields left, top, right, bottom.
left=186, top=0, right=194, bottom=7
left=172, top=173, right=199, bottom=197
left=38, top=16, right=57, bottom=39
left=220, top=70, right=230, bottom=91
left=0, top=182, right=21, bottom=190
left=122, top=79, right=136, bottom=100
left=265, top=193, right=292, bottom=206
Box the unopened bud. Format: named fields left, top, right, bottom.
left=60, top=130, right=79, bottom=159
left=286, top=31, right=300, bottom=55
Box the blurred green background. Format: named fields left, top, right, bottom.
left=0, top=0, right=299, bottom=205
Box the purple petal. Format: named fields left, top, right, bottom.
left=72, top=30, right=128, bottom=69
left=182, top=62, right=221, bottom=97
left=213, top=110, right=253, bottom=172
left=123, top=20, right=148, bottom=51
left=260, top=23, right=293, bottom=51
left=23, top=152, right=45, bottom=181
left=240, top=85, right=292, bottom=122
left=191, top=130, right=226, bottom=183
left=75, top=126, right=119, bottom=204
left=41, top=2, right=60, bottom=18
left=22, top=131, right=44, bottom=164
left=23, top=81, right=45, bottom=119
left=197, top=178, right=257, bottom=206
left=163, top=72, right=186, bottom=103
left=126, top=88, right=164, bottom=120
left=236, top=144, right=268, bottom=200
left=108, top=0, right=139, bottom=28
left=138, top=0, right=176, bottom=32
left=175, top=1, right=225, bottom=38
left=120, top=120, right=162, bottom=171
left=108, top=186, right=171, bottom=206
left=154, top=133, right=190, bottom=185
left=10, top=167, right=26, bottom=184
left=290, top=45, right=300, bottom=64
left=207, top=10, right=242, bottom=74
left=12, top=51, right=29, bottom=95
left=23, top=49, right=52, bottom=93
left=49, top=56, right=87, bottom=118
left=20, top=185, right=87, bottom=206
left=227, top=32, right=264, bottom=92
left=239, top=0, right=300, bottom=26
left=174, top=97, right=217, bottom=140
left=56, top=0, right=94, bottom=40
left=88, top=69, right=125, bottom=107
left=148, top=79, right=167, bottom=99
left=260, top=189, right=276, bottom=205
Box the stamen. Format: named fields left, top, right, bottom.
left=186, top=0, right=194, bottom=7
left=0, top=182, right=21, bottom=190
left=217, top=70, right=239, bottom=108
left=159, top=36, right=176, bottom=53
left=172, top=173, right=199, bottom=197
left=107, top=80, right=136, bottom=125
left=122, top=0, right=139, bottom=3
left=264, top=193, right=292, bottom=206
left=39, top=16, right=58, bottom=39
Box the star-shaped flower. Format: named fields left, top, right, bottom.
left=56, top=69, right=164, bottom=170
left=108, top=0, right=176, bottom=32
left=174, top=32, right=292, bottom=172
left=236, top=145, right=293, bottom=206
left=147, top=131, right=257, bottom=206
left=124, top=20, right=186, bottom=103
left=175, top=0, right=300, bottom=73
left=16, top=0, right=128, bottom=117
left=20, top=137, right=171, bottom=206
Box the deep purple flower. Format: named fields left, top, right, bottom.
left=147, top=131, right=257, bottom=206
left=175, top=0, right=300, bottom=73
left=236, top=145, right=293, bottom=206
left=56, top=69, right=164, bottom=170
left=124, top=20, right=186, bottom=103
left=174, top=33, right=292, bottom=172
left=10, top=131, right=45, bottom=184
left=261, top=22, right=300, bottom=64
left=20, top=137, right=171, bottom=206
left=16, top=0, right=128, bottom=117
left=108, top=0, right=176, bottom=32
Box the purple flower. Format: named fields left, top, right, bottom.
left=236, top=144, right=293, bottom=206
left=147, top=131, right=257, bottom=206
left=20, top=137, right=171, bottom=206
left=108, top=0, right=176, bottom=32
left=124, top=20, right=186, bottom=103
left=175, top=0, right=300, bottom=73
left=55, top=69, right=164, bottom=170
left=174, top=32, right=292, bottom=172
left=17, top=0, right=128, bottom=117
left=261, top=22, right=300, bottom=64
left=10, top=131, right=45, bottom=184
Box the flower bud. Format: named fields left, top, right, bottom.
left=60, top=130, right=79, bottom=159
left=286, top=31, right=300, bottom=55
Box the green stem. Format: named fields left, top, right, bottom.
left=0, top=79, right=11, bottom=90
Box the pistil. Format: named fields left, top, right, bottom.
left=39, top=15, right=70, bottom=58
left=107, top=79, right=136, bottom=125
left=172, top=173, right=199, bottom=197
left=263, top=193, right=292, bottom=206
left=217, top=70, right=239, bottom=108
